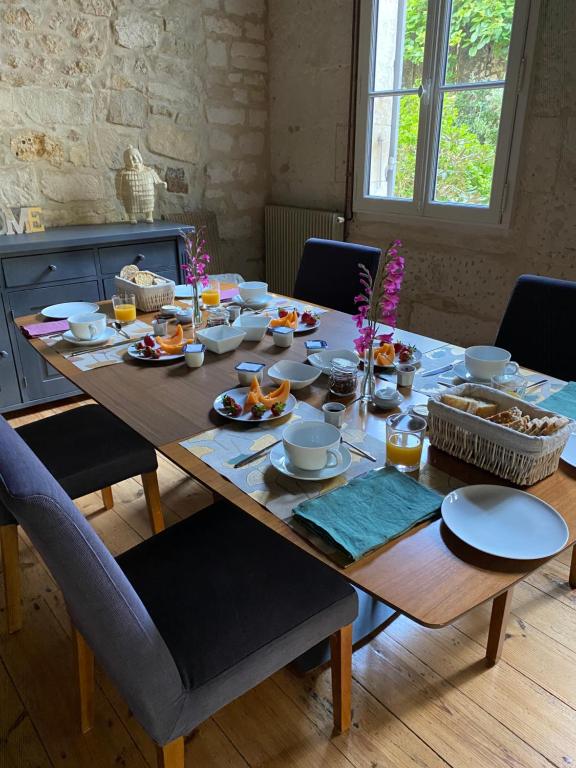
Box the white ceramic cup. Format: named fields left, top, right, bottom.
left=322, top=402, right=346, bottom=428
left=465, top=345, right=519, bottom=380
left=68, top=312, right=107, bottom=341
left=283, top=420, right=343, bottom=471
left=238, top=281, right=268, bottom=303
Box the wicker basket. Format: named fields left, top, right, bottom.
left=428, top=383, right=573, bottom=486
left=114, top=272, right=175, bottom=312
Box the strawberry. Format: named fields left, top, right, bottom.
left=143, top=334, right=155, bottom=348
left=399, top=349, right=411, bottom=362
left=301, top=311, right=317, bottom=326
left=251, top=403, right=267, bottom=419
left=278, top=309, right=288, bottom=318
left=271, top=401, right=286, bottom=417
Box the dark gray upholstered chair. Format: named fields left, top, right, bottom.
left=293, top=238, right=381, bottom=316
left=0, top=404, right=164, bottom=634
left=0, top=415, right=358, bottom=768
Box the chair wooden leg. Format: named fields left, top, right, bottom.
left=330, top=624, right=353, bottom=733
left=0, top=525, right=22, bottom=634
left=485, top=588, right=513, bottom=667
left=74, top=628, right=95, bottom=734
left=157, top=737, right=185, bottom=768
left=101, top=486, right=114, bottom=510
left=142, top=471, right=165, bottom=534
left=569, top=545, right=576, bottom=590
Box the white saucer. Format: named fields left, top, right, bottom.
left=373, top=387, right=404, bottom=410
left=231, top=294, right=271, bottom=309
left=453, top=361, right=491, bottom=384
left=42, top=301, right=99, bottom=319
left=62, top=327, right=116, bottom=346
left=270, top=443, right=352, bottom=481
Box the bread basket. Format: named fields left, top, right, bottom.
left=114, top=272, right=175, bottom=312
left=428, top=383, right=573, bottom=485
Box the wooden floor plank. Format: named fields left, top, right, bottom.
left=525, top=558, right=576, bottom=611
left=274, top=668, right=450, bottom=768
left=214, top=678, right=355, bottom=768
left=0, top=657, right=54, bottom=768
left=351, top=634, right=551, bottom=768
left=384, top=615, right=576, bottom=767
left=0, top=598, right=148, bottom=768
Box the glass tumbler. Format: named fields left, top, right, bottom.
left=490, top=372, right=527, bottom=399
left=386, top=413, right=427, bottom=472
left=112, top=293, right=136, bottom=324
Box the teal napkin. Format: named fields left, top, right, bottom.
left=539, top=382, right=576, bottom=420
left=293, top=467, right=443, bottom=561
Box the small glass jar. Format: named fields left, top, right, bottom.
left=329, top=358, right=358, bottom=397
left=206, top=306, right=230, bottom=328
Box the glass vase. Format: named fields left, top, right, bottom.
left=192, top=282, right=203, bottom=327
left=360, top=343, right=376, bottom=403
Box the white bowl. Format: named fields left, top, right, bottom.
left=196, top=325, right=246, bottom=354
left=232, top=313, right=270, bottom=341
left=238, top=281, right=268, bottom=303
left=373, top=386, right=403, bottom=410
left=267, top=360, right=322, bottom=390
left=308, top=348, right=360, bottom=375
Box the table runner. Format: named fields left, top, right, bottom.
left=40, top=319, right=153, bottom=372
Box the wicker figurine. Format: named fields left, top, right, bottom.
left=116, top=146, right=167, bottom=223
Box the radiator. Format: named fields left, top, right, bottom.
left=265, top=205, right=345, bottom=295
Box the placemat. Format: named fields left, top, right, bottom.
left=41, top=320, right=153, bottom=371
left=539, top=382, right=576, bottom=420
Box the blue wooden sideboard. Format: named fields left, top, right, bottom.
left=0, top=222, right=188, bottom=413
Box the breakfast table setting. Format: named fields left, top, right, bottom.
left=12, top=241, right=576, bottom=668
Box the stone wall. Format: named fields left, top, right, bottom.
left=268, top=0, right=576, bottom=347
left=0, top=0, right=268, bottom=277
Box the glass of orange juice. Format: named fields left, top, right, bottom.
left=386, top=413, right=427, bottom=472
left=112, top=294, right=137, bottom=325
left=202, top=279, right=220, bottom=307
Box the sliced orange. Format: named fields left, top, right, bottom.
left=374, top=342, right=395, bottom=367
left=259, top=380, right=290, bottom=409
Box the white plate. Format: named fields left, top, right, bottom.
left=266, top=309, right=320, bottom=334
left=561, top=433, right=576, bottom=468
left=214, top=386, right=297, bottom=422
left=41, top=302, right=99, bottom=319
left=62, top=328, right=116, bottom=346
left=231, top=293, right=272, bottom=310
left=270, top=443, right=352, bottom=481
left=441, top=485, right=568, bottom=560
left=375, top=347, right=422, bottom=371
left=127, top=342, right=184, bottom=363
left=453, top=361, right=491, bottom=384
left=308, top=348, right=360, bottom=375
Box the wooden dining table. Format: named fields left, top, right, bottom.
left=15, top=297, right=576, bottom=667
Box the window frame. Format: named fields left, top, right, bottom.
left=354, top=0, right=540, bottom=227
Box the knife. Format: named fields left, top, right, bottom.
left=233, top=440, right=281, bottom=469
left=421, top=363, right=454, bottom=378
left=65, top=339, right=134, bottom=358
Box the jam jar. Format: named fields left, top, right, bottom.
left=329, top=358, right=358, bottom=396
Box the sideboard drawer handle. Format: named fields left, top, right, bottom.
left=48, top=264, right=58, bottom=271
left=135, top=253, right=145, bottom=262
left=0, top=350, right=8, bottom=359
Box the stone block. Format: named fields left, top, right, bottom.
left=2, top=8, right=34, bottom=31
left=207, top=39, right=228, bottom=67
left=408, top=303, right=498, bottom=348
left=10, top=132, right=64, bottom=167
left=114, top=15, right=160, bottom=49
left=0, top=168, right=40, bottom=207
left=231, top=56, right=267, bottom=72
left=107, top=89, right=147, bottom=127
left=224, top=0, right=265, bottom=17
left=249, top=109, right=267, bottom=128
left=231, top=41, right=265, bottom=59
left=231, top=189, right=264, bottom=210
left=239, top=131, right=264, bottom=155
left=218, top=214, right=252, bottom=238
left=244, top=21, right=264, bottom=40
left=208, top=162, right=234, bottom=184
left=40, top=171, right=106, bottom=202
left=79, top=0, right=113, bottom=16
left=209, top=129, right=234, bottom=153
left=166, top=167, right=189, bottom=194
left=147, top=120, right=199, bottom=162
left=204, top=16, right=241, bottom=36
left=233, top=88, right=249, bottom=104
left=17, top=88, right=93, bottom=126
left=207, top=106, right=245, bottom=125
left=69, top=145, right=91, bottom=167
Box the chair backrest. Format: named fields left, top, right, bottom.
left=495, top=274, right=576, bottom=381
left=293, top=238, right=381, bottom=315
left=163, top=210, right=224, bottom=274
left=0, top=415, right=183, bottom=744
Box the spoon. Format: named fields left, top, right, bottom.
left=111, top=321, right=130, bottom=339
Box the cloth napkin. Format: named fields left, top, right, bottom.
left=21, top=320, right=69, bottom=338
left=539, top=382, right=576, bottom=420
left=293, top=467, right=443, bottom=561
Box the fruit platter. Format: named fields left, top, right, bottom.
left=214, top=376, right=297, bottom=422
left=266, top=307, right=320, bottom=333
left=128, top=324, right=192, bottom=362
left=372, top=340, right=422, bottom=370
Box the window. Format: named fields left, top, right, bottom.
left=354, top=0, right=537, bottom=224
